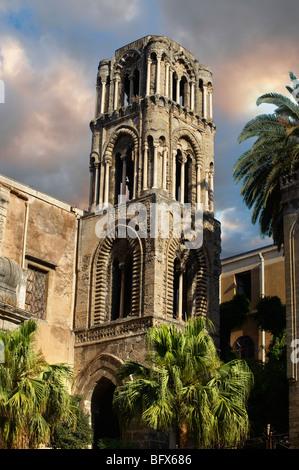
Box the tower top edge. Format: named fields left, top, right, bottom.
left=114, top=35, right=195, bottom=60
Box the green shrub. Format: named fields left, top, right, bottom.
left=51, top=395, right=93, bottom=449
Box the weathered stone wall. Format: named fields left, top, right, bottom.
left=0, top=176, right=82, bottom=365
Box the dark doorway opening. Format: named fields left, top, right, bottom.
left=91, top=377, right=120, bottom=448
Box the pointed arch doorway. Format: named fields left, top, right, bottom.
left=91, top=377, right=120, bottom=448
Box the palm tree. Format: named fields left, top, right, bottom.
left=0, top=319, right=75, bottom=449
left=233, top=72, right=299, bottom=248
left=113, top=317, right=253, bottom=449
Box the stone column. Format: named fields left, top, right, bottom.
left=143, top=145, right=148, bottom=190
left=113, top=74, right=120, bottom=110
left=153, top=144, right=158, bottom=189
left=100, top=80, right=106, bottom=114
left=178, top=271, right=183, bottom=320
left=90, top=129, right=100, bottom=207
left=119, top=262, right=125, bottom=318
left=180, top=157, right=186, bottom=204
left=129, top=73, right=134, bottom=103
left=176, top=77, right=180, bottom=104
left=89, top=163, right=95, bottom=208
left=104, top=160, right=110, bottom=206
left=203, top=84, right=207, bottom=119
left=172, top=150, right=176, bottom=198
left=94, top=162, right=100, bottom=206
left=133, top=149, right=137, bottom=199
left=163, top=149, right=167, bottom=191
left=0, top=185, right=10, bottom=256
left=196, top=163, right=201, bottom=204
left=169, top=69, right=173, bottom=100
left=205, top=170, right=209, bottom=209
left=165, top=63, right=170, bottom=97
left=121, top=154, right=127, bottom=197
left=209, top=88, right=213, bottom=119
left=156, top=55, right=161, bottom=94
left=190, top=81, right=195, bottom=111
left=146, top=58, right=151, bottom=95
left=98, top=161, right=105, bottom=206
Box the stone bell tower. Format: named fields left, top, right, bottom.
left=73, top=36, right=221, bottom=447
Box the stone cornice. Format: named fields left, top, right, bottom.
left=74, top=315, right=185, bottom=346
left=0, top=302, right=31, bottom=325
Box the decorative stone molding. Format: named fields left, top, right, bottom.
left=91, top=223, right=144, bottom=325
left=74, top=314, right=186, bottom=347
left=75, top=315, right=153, bottom=345
left=104, top=125, right=139, bottom=162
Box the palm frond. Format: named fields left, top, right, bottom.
left=256, top=92, right=299, bottom=119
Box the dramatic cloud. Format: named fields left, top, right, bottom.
left=0, top=0, right=141, bottom=29
left=0, top=35, right=93, bottom=208
left=157, top=0, right=299, bottom=61
left=214, top=40, right=298, bottom=118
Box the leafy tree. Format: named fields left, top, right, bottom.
left=254, top=295, right=286, bottom=339
left=113, top=317, right=253, bottom=449
left=220, top=294, right=250, bottom=361
left=0, top=320, right=75, bottom=449
left=50, top=395, right=93, bottom=449
left=247, top=296, right=288, bottom=436
left=233, top=72, right=299, bottom=248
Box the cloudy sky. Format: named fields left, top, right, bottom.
left=0, top=0, right=298, bottom=258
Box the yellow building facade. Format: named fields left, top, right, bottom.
left=220, top=245, right=285, bottom=361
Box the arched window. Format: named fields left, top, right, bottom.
left=123, top=74, right=130, bottom=106
left=114, top=148, right=134, bottom=204
left=172, top=73, right=178, bottom=102
left=233, top=336, right=255, bottom=359
left=175, top=150, right=182, bottom=202
left=110, top=240, right=133, bottom=320
left=173, top=253, right=197, bottom=320
left=147, top=135, right=154, bottom=188
left=179, top=76, right=188, bottom=107
left=150, top=52, right=157, bottom=95
left=166, top=240, right=208, bottom=319
left=175, top=151, right=192, bottom=203
left=198, top=79, right=203, bottom=116
left=114, top=153, right=122, bottom=204
left=92, top=233, right=142, bottom=325
left=133, top=68, right=140, bottom=98
left=185, top=155, right=192, bottom=204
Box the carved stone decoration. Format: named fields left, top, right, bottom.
left=0, top=256, right=23, bottom=304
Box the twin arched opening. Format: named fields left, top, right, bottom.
left=91, top=229, right=143, bottom=326
left=166, top=240, right=209, bottom=320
